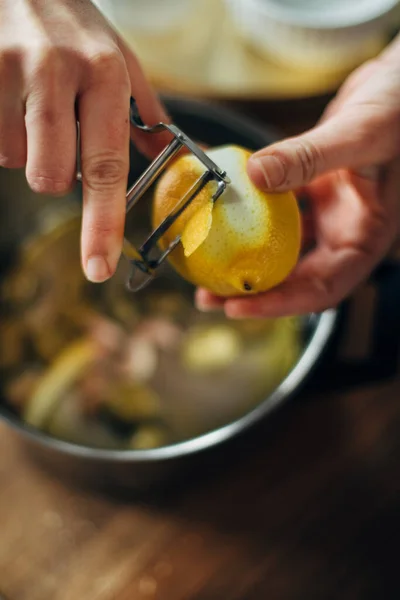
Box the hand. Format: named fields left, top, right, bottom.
left=0, top=0, right=170, bottom=283
left=196, top=39, right=400, bottom=318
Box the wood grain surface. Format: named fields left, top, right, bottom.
left=1, top=374, right=400, bottom=600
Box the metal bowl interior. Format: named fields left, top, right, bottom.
left=0, top=97, right=338, bottom=469
left=0, top=312, right=337, bottom=464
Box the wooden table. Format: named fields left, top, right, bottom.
left=1, top=99, right=400, bottom=600
left=2, top=374, right=400, bottom=600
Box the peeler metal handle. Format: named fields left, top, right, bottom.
left=123, top=98, right=230, bottom=292
left=77, top=98, right=230, bottom=293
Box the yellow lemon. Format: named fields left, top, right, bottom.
left=152, top=145, right=301, bottom=297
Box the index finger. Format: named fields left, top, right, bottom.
left=79, top=51, right=131, bottom=283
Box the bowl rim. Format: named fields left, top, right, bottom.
left=0, top=309, right=338, bottom=462
left=239, top=0, right=399, bottom=30
left=0, top=96, right=338, bottom=463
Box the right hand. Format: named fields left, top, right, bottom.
left=0, top=0, right=170, bottom=283
left=197, top=37, right=400, bottom=317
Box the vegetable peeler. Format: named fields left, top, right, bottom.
left=122, top=98, right=231, bottom=292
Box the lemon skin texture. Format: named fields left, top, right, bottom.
left=152, top=145, right=301, bottom=297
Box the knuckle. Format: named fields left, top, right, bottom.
left=26, top=46, right=77, bottom=97
left=30, top=46, right=63, bottom=79
left=25, top=104, right=62, bottom=129
left=0, top=131, right=26, bottom=168
left=292, top=139, right=325, bottom=183
left=0, top=47, right=22, bottom=73
left=87, top=48, right=128, bottom=84
left=86, top=220, right=118, bottom=240
left=27, top=168, right=72, bottom=195
left=84, top=218, right=124, bottom=257
left=0, top=153, right=26, bottom=169
left=83, top=155, right=128, bottom=191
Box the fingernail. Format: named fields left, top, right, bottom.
left=86, top=256, right=110, bottom=283
left=255, top=156, right=286, bottom=189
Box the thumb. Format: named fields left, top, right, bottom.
left=247, top=110, right=394, bottom=191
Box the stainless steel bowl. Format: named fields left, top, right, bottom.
left=0, top=97, right=338, bottom=491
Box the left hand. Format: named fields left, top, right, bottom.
left=0, top=0, right=170, bottom=284
left=196, top=45, right=400, bottom=318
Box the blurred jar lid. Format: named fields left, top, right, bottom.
left=224, top=0, right=399, bottom=73
left=92, top=0, right=399, bottom=100
left=235, top=0, right=400, bottom=28
left=93, top=0, right=196, bottom=31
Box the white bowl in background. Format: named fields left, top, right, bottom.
left=224, top=0, right=400, bottom=73
left=92, top=0, right=196, bottom=33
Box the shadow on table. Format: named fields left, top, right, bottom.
left=135, top=380, right=400, bottom=600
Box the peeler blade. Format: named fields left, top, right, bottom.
left=121, top=97, right=230, bottom=292
left=127, top=262, right=155, bottom=292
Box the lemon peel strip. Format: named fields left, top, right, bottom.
left=24, top=338, right=96, bottom=428
left=181, top=200, right=213, bottom=257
